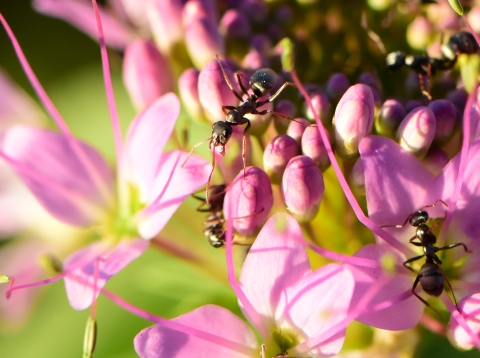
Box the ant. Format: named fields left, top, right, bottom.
left=184, top=56, right=305, bottom=203
left=192, top=184, right=263, bottom=248
left=382, top=200, right=471, bottom=314
left=385, top=31, right=479, bottom=99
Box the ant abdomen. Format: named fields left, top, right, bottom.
left=249, top=68, right=278, bottom=97
left=419, top=263, right=444, bottom=297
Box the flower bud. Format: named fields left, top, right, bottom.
left=428, top=99, right=456, bottom=143
left=241, top=50, right=269, bottom=71
left=224, top=166, right=273, bottom=237
left=301, top=125, right=330, bottom=171
left=178, top=68, right=204, bottom=120
left=123, top=40, right=173, bottom=111
left=182, top=0, right=218, bottom=25
left=220, top=9, right=251, bottom=39
left=273, top=100, right=296, bottom=134
left=148, top=0, right=183, bottom=53
left=375, top=99, right=406, bottom=137
left=326, top=73, right=349, bottom=102
left=263, top=134, right=299, bottom=184
left=397, top=107, right=436, bottom=158
left=358, top=72, right=382, bottom=105
left=447, top=88, right=468, bottom=121
left=240, top=0, right=268, bottom=24
left=198, top=59, right=239, bottom=123
left=333, top=84, right=374, bottom=158
left=287, top=118, right=310, bottom=145
left=185, top=18, right=225, bottom=69
left=423, top=148, right=449, bottom=175
left=282, top=156, right=324, bottom=222
left=304, top=92, right=332, bottom=127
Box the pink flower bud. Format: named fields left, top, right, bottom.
left=358, top=72, right=382, bottom=105
left=123, top=40, right=173, bottom=110
left=224, top=166, right=273, bottom=237
left=185, top=18, right=224, bottom=69
left=287, top=118, right=310, bottom=145
left=182, top=0, right=218, bottom=25
left=396, top=107, right=436, bottom=157
left=147, top=0, right=184, bottom=53
left=428, top=99, right=456, bottom=143
left=326, top=73, right=349, bottom=102
left=282, top=156, right=324, bottom=222
left=220, top=9, right=251, bottom=39
left=406, top=16, right=432, bottom=50
left=376, top=99, right=406, bottom=137
left=241, top=50, right=270, bottom=71
left=273, top=100, right=296, bottom=134
left=304, top=91, right=332, bottom=127
left=263, top=134, right=299, bottom=184
left=301, top=125, right=330, bottom=171
left=447, top=88, right=468, bottom=121
left=333, top=84, right=374, bottom=157
left=178, top=68, right=204, bottom=120
left=198, top=59, right=239, bottom=123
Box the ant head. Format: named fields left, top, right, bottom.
left=249, top=68, right=277, bottom=97
left=386, top=51, right=405, bottom=71
left=211, top=121, right=233, bottom=147
left=409, top=210, right=428, bottom=227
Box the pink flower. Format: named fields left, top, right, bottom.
left=0, top=11, right=210, bottom=311
left=134, top=213, right=355, bottom=357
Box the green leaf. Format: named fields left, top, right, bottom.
left=448, top=0, right=464, bottom=15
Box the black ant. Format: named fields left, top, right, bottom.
left=184, top=56, right=304, bottom=203
left=385, top=31, right=479, bottom=99
left=192, top=184, right=263, bottom=248
left=382, top=200, right=471, bottom=314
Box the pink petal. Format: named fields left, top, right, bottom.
left=123, top=93, right=180, bottom=200
left=0, top=69, right=46, bottom=130
left=359, top=135, right=435, bottom=227
left=64, top=239, right=148, bottom=310
left=0, top=241, right=47, bottom=330
left=134, top=304, right=257, bottom=358
left=0, top=126, right=114, bottom=226
left=239, top=213, right=311, bottom=327
left=450, top=293, right=480, bottom=350
left=346, top=244, right=423, bottom=330
left=277, top=264, right=354, bottom=356
left=138, top=150, right=209, bottom=239
left=33, top=0, right=132, bottom=50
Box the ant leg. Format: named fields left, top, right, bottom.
left=412, top=275, right=445, bottom=321
left=255, top=109, right=308, bottom=127
left=267, top=82, right=295, bottom=102
left=418, top=73, right=432, bottom=100
left=409, top=236, right=422, bottom=245
left=436, top=263, right=459, bottom=307
left=234, top=72, right=250, bottom=97
left=403, top=254, right=424, bottom=272
left=241, top=119, right=251, bottom=180
left=182, top=137, right=212, bottom=167
left=436, top=242, right=471, bottom=253
left=216, top=55, right=244, bottom=102
left=205, top=146, right=217, bottom=205
left=222, top=105, right=236, bottom=115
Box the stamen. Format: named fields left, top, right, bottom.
left=290, top=67, right=413, bottom=257
left=83, top=316, right=98, bottom=358
left=91, top=0, right=123, bottom=163
left=0, top=274, right=10, bottom=284
left=0, top=13, right=114, bottom=206
left=224, top=184, right=269, bottom=338
left=438, top=83, right=477, bottom=246
left=305, top=242, right=379, bottom=268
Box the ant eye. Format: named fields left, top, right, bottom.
left=249, top=68, right=277, bottom=96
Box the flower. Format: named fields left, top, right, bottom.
left=134, top=213, right=355, bottom=357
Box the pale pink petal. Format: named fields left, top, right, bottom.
left=277, top=264, right=354, bottom=356
left=64, top=239, right=149, bottom=310
left=0, top=126, right=114, bottom=226
left=134, top=305, right=257, bottom=358
left=122, top=93, right=180, bottom=200
left=0, top=69, right=46, bottom=130
left=359, top=135, right=435, bottom=227
left=450, top=293, right=480, bottom=350
left=239, top=213, right=311, bottom=327
left=346, top=244, right=423, bottom=330
left=138, top=150, right=209, bottom=239
left=0, top=241, right=47, bottom=330
left=33, top=0, right=132, bottom=50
